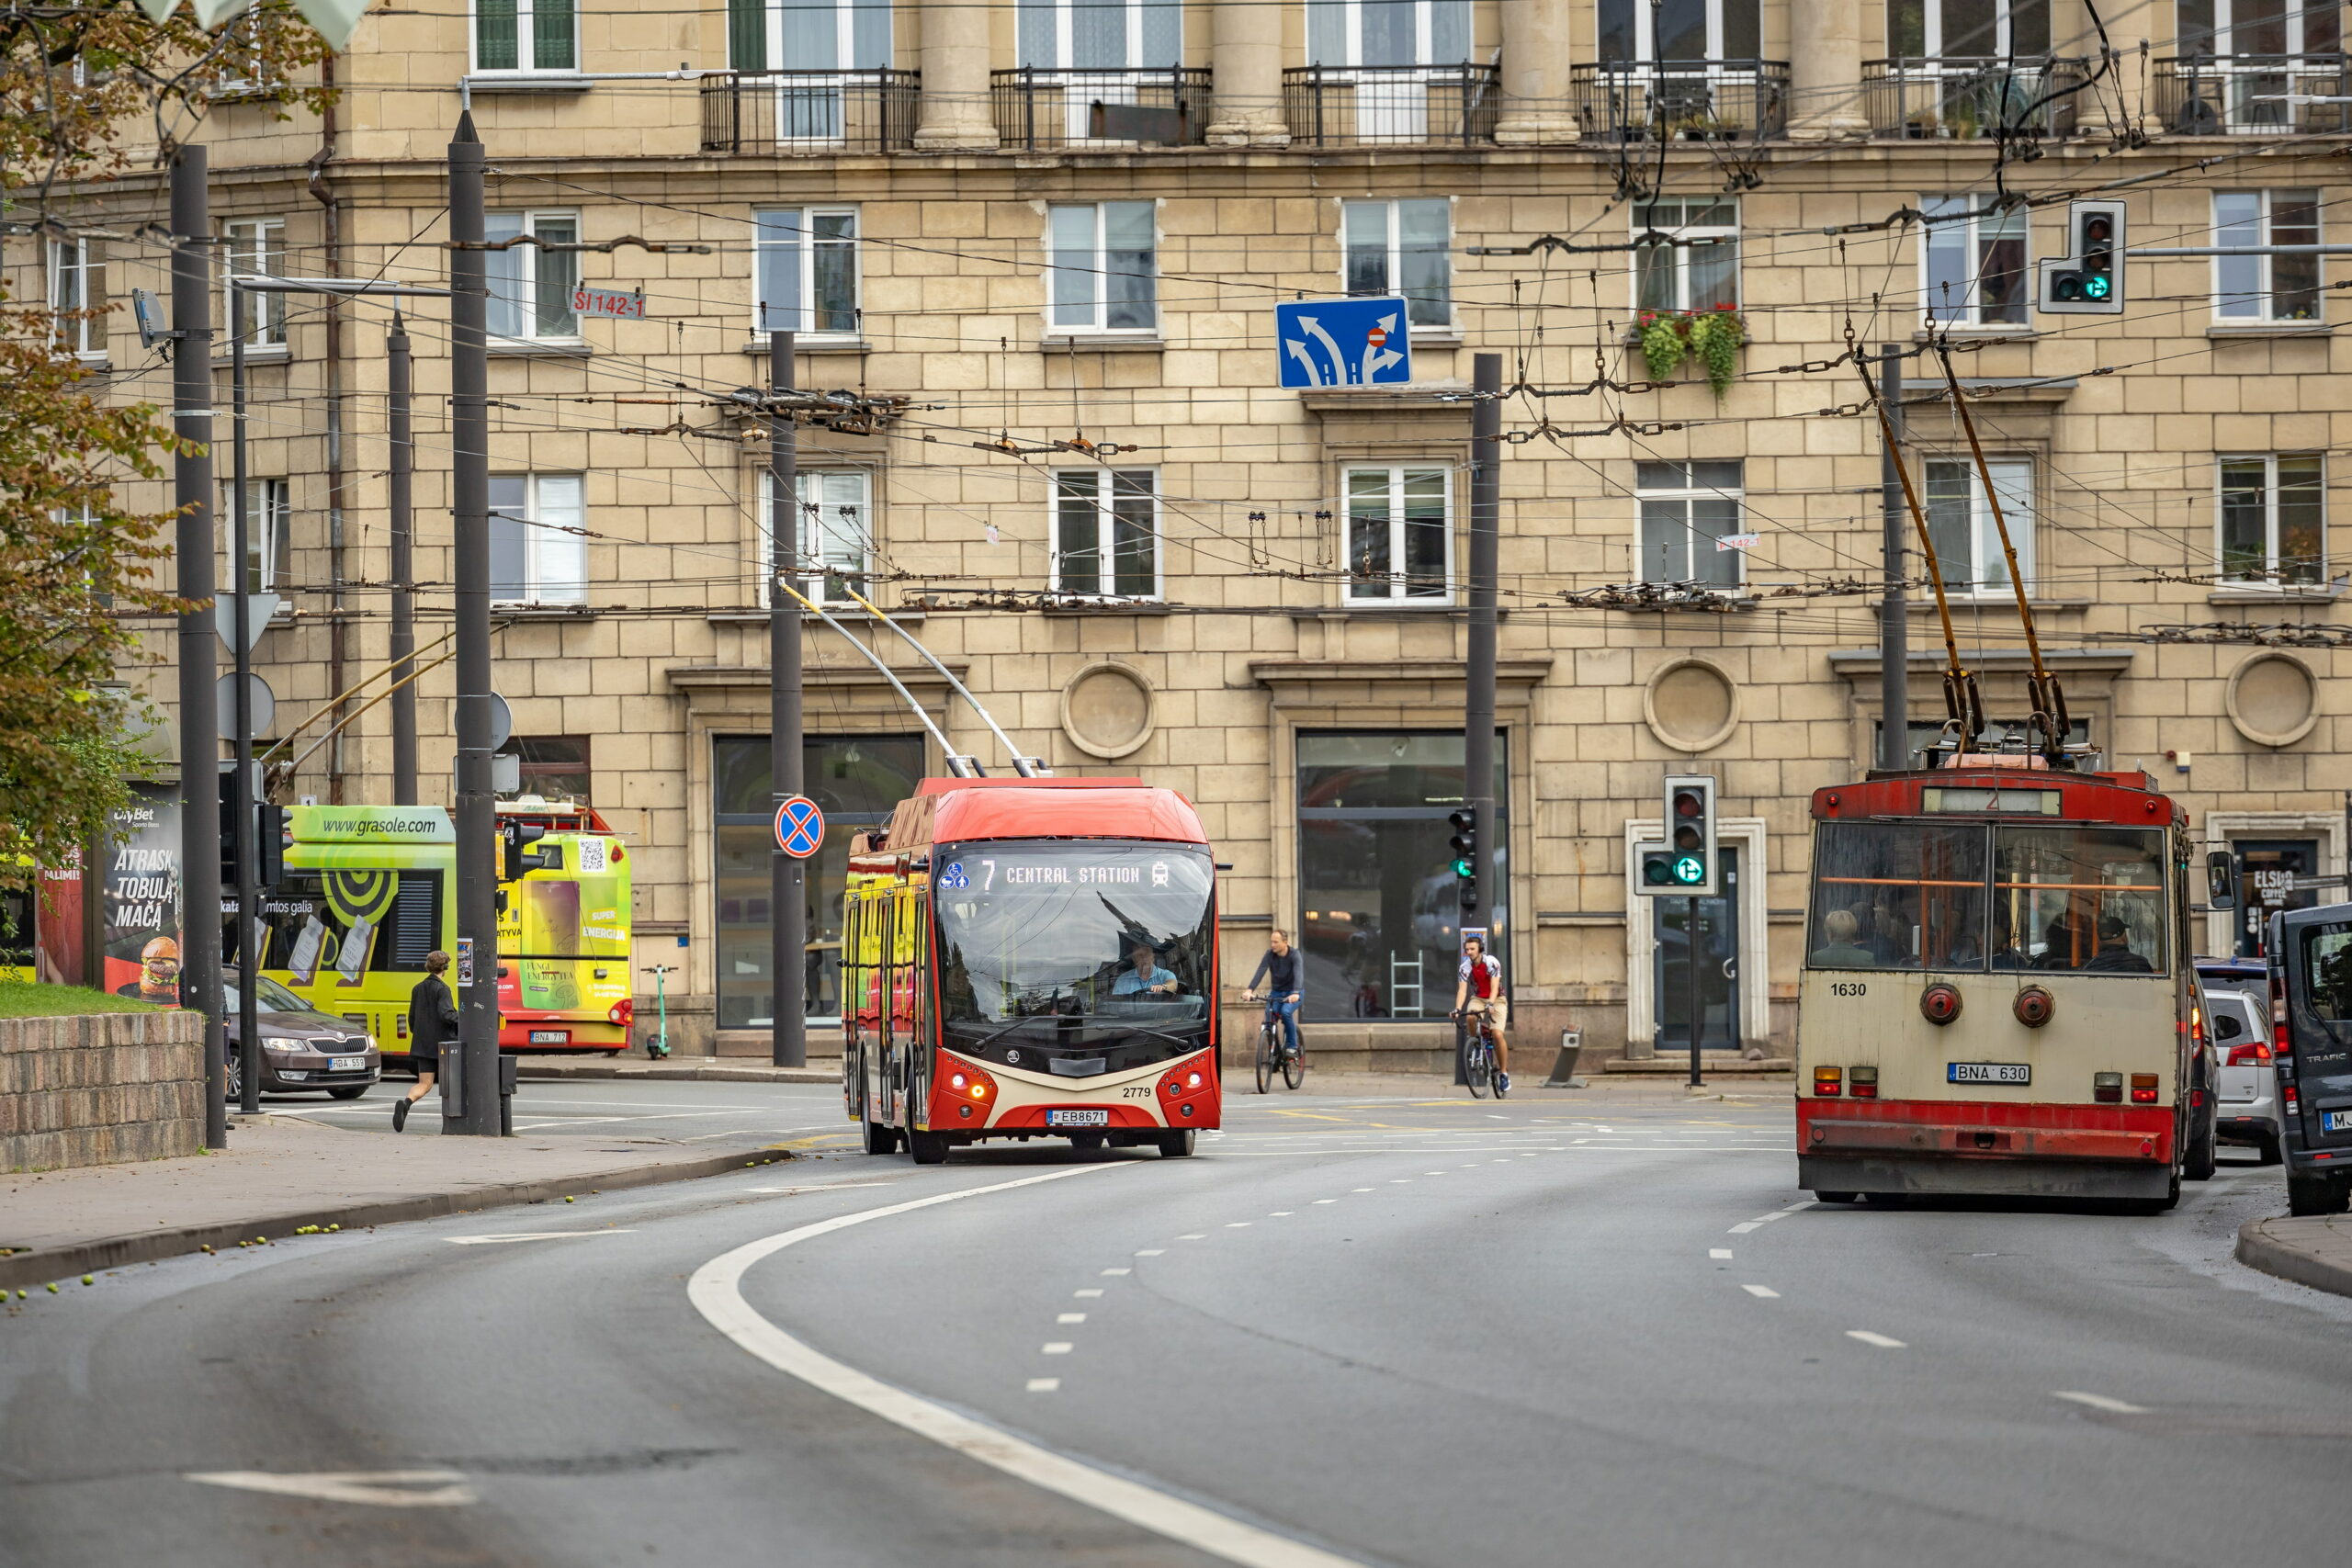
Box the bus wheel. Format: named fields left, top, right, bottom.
left=1157, top=1130, right=1196, bottom=1157
left=1814, top=1191, right=1860, bottom=1204
left=905, top=1127, right=950, bottom=1166
left=862, top=1120, right=899, bottom=1156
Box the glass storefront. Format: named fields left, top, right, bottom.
left=1295, top=732, right=1507, bottom=1022
left=713, top=734, right=925, bottom=1029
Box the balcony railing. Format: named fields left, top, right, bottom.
left=701, top=69, right=920, bottom=153
left=1283, top=62, right=1501, bottom=147
left=1861, top=58, right=2091, bottom=139
left=1572, top=62, right=1790, bottom=141
left=991, top=66, right=1211, bottom=151
left=2155, top=53, right=2352, bottom=134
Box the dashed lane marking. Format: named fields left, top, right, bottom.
left=1026, top=1379, right=1061, bottom=1393
left=1042, top=1342, right=1074, bottom=1355
left=1846, top=1331, right=1906, bottom=1348
left=1135, top=1249, right=1165, bottom=1257
left=186, top=1470, right=475, bottom=1507
left=2052, top=1391, right=2148, bottom=1414
left=1101, top=1268, right=1132, bottom=1276
left=1742, top=1284, right=1781, bottom=1299
left=1074, top=1289, right=1103, bottom=1299
left=1710, top=1248, right=1734, bottom=1260
left=1727, top=1222, right=1762, bottom=1235
left=1058, top=1314, right=1088, bottom=1325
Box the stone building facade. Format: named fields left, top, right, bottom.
left=23, top=0, right=2352, bottom=1066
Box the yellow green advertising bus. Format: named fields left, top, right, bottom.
left=495, top=800, right=633, bottom=1052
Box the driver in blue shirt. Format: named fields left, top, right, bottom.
left=1114, top=943, right=1180, bottom=997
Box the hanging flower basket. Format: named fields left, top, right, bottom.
left=1635, top=305, right=1747, bottom=398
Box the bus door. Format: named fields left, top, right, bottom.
left=888, top=886, right=923, bottom=1128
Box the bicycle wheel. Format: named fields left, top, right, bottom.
left=1282, top=1040, right=1306, bottom=1090
left=1464, top=1035, right=1490, bottom=1099
left=1255, top=1025, right=1275, bottom=1093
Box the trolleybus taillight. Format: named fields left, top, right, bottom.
left=1848, top=1066, right=1879, bottom=1100
left=608, top=998, right=634, bottom=1028
left=2130, top=1073, right=2159, bottom=1105
left=2094, top=1072, right=2123, bottom=1104
left=1813, top=1066, right=1842, bottom=1097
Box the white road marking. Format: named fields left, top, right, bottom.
left=746, top=1182, right=902, bottom=1195
left=1487, top=1114, right=1508, bottom=1121
left=1388, top=1179, right=1412, bottom=1185
left=1269, top=1212, right=1293, bottom=1217
left=1727, top=1222, right=1762, bottom=1234
left=1312, top=1199, right=1339, bottom=1205
left=1178, top=1234, right=1208, bottom=1240
left=1026, top=1378, right=1061, bottom=1393
left=1846, top=1331, right=1906, bottom=1348
left=690, top=1165, right=1373, bottom=1568
left=1225, top=1223, right=1253, bottom=1228
left=1424, top=1172, right=1447, bottom=1177
left=1709, top=1248, right=1734, bottom=1260
left=2052, top=1391, right=2148, bottom=1415
left=1074, top=1288, right=1103, bottom=1298
left=1779, top=1201, right=1816, bottom=1214
left=1042, top=1342, right=1074, bottom=1355
left=1101, top=1268, right=1131, bottom=1276
left=445, top=1230, right=634, bottom=1246
left=185, top=1470, right=475, bottom=1507
left=1352, top=1188, right=1376, bottom=1193
left=1742, top=1284, right=1781, bottom=1299
left=1057, top=1314, right=1088, bottom=1325
left=1135, top=1249, right=1165, bottom=1257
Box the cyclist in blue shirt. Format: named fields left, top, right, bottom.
left=1243, top=928, right=1303, bottom=1060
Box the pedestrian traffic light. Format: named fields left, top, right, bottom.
left=2038, top=199, right=2126, bottom=316
left=1663, top=774, right=1720, bottom=898
left=1448, top=807, right=1477, bottom=911
left=217, top=790, right=285, bottom=893
left=501, top=819, right=550, bottom=881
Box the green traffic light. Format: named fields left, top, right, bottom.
left=2083, top=274, right=2110, bottom=300
left=1453, top=857, right=1474, bottom=878
left=1671, top=854, right=1705, bottom=886
left=1644, top=858, right=1673, bottom=885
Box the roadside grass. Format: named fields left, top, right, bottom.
left=0, top=982, right=160, bottom=1018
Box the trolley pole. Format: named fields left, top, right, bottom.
left=768, top=331, right=806, bottom=1068
left=1879, top=345, right=1908, bottom=771
left=231, top=280, right=261, bottom=1115
left=172, top=146, right=227, bottom=1150
left=1465, top=352, right=1500, bottom=1082
left=388, top=313, right=418, bottom=806
left=448, top=112, right=502, bottom=1134
left=1688, top=896, right=1704, bottom=1089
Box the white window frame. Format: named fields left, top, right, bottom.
left=1921, top=195, right=2030, bottom=327
left=485, top=210, right=581, bottom=344
left=1050, top=468, right=1163, bottom=600
left=1340, top=197, right=1454, bottom=330
left=756, top=468, right=872, bottom=605
left=760, top=0, right=893, bottom=69
left=2191, top=0, right=2328, bottom=58
left=1635, top=460, right=1747, bottom=587
left=1342, top=463, right=1453, bottom=604
left=471, top=0, right=578, bottom=75
left=2217, top=453, right=2326, bottom=587
left=1308, top=1, right=1463, bottom=66
left=232, top=478, right=293, bottom=593
left=2214, top=189, right=2323, bottom=322
left=1894, top=0, right=2045, bottom=59
left=1621, top=0, right=1756, bottom=61
left=1031, top=0, right=1157, bottom=68
left=1046, top=201, right=1159, bottom=335
left=223, top=218, right=288, bottom=349
left=752, top=207, right=860, bottom=337
left=489, top=473, right=587, bottom=606
left=1922, top=457, right=2034, bottom=599
left=46, top=237, right=98, bottom=359
left=1633, top=197, right=1741, bottom=314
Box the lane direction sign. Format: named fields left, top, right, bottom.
left=774, top=795, right=825, bottom=859
left=1276, top=296, right=1412, bottom=389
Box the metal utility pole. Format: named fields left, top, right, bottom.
left=231, top=282, right=260, bottom=1114
left=768, top=331, right=807, bottom=1068
left=1687, top=894, right=1705, bottom=1089
left=448, top=112, right=501, bottom=1134
left=1878, top=345, right=1908, bottom=772
left=172, top=147, right=227, bottom=1150
left=1464, top=352, right=1500, bottom=1077
left=388, top=313, right=417, bottom=805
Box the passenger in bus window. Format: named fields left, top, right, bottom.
left=1869, top=901, right=1912, bottom=965
left=2085, top=915, right=2154, bottom=974
left=1114, top=943, right=1180, bottom=997
left=1809, top=908, right=1877, bottom=968
left=1989, top=906, right=2029, bottom=969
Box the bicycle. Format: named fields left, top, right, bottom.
left=1252, top=999, right=1306, bottom=1093
left=1455, top=1007, right=1506, bottom=1100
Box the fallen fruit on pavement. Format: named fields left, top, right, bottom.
left=80, top=1276, right=93, bottom=1286
left=45, top=1282, right=57, bottom=1293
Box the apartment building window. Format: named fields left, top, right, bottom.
left=486, top=211, right=580, bottom=342
left=1637, top=461, right=1744, bottom=586
left=1345, top=465, right=1450, bottom=603
left=730, top=0, right=893, bottom=70
left=1598, top=0, right=1759, bottom=60
left=1922, top=196, right=2027, bottom=325
left=233, top=479, right=292, bottom=593
left=753, top=209, right=858, bottom=335
left=1018, top=0, right=1182, bottom=68
left=1052, top=469, right=1159, bottom=599
left=474, top=0, right=576, bottom=73
left=1342, top=199, right=1452, bottom=328
left=2216, top=190, right=2321, bottom=321
left=2219, top=454, right=2324, bottom=585
left=493, top=736, right=592, bottom=801
left=1306, top=0, right=1471, bottom=64
left=489, top=474, right=586, bottom=604
left=1888, top=0, right=2050, bottom=58
left=1634, top=197, right=1739, bottom=312
left=1924, top=457, right=2034, bottom=596
left=2178, top=0, right=2342, bottom=58
left=46, top=237, right=100, bottom=357
left=758, top=469, right=871, bottom=604
left=223, top=219, right=288, bottom=348
left=1047, top=202, right=1156, bottom=333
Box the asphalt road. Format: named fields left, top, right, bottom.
left=5, top=1089, right=2347, bottom=1568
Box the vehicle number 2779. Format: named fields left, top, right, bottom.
left=1828, top=982, right=1868, bottom=998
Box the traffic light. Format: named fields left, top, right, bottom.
left=1448, top=808, right=1477, bottom=912
left=1636, top=840, right=1679, bottom=894
left=1663, top=774, right=1720, bottom=898
left=2038, top=199, right=2125, bottom=316
left=501, top=819, right=550, bottom=881
left=217, top=790, right=284, bottom=892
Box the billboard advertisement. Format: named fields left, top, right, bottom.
left=103, top=784, right=182, bottom=1004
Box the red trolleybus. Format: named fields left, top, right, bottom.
left=842, top=777, right=1221, bottom=1164
left=1797, top=761, right=2207, bottom=1210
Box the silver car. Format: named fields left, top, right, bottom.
left=2199, top=983, right=2282, bottom=1164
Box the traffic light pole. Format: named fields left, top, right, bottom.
left=1464, top=353, right=1500, bottom=1085
left=1688, top=896, right=1703, bottom=1089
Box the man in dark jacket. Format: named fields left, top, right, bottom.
left=1243, top=928, right=1304, bottom=1061
left=394, top=950, right=458, bottom=1132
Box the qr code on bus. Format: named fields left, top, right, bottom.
left=577, top=839, right=607, bottom=873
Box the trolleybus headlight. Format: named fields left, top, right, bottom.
left=2094, top=1072, right=2123, bottom=1104
left=2013, top=986, right=2055, bottom=1029
left=1813, top=1066, right=1842, bottom=1097
left=2130, top=1073, right=2159, bottom=1105
left=1849, top=1066, right=1879, bottom=1100
left=1919, top=984, right=1962, bottom=1026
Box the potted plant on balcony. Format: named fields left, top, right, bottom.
left=1637, top=304, right=1747, bottom=399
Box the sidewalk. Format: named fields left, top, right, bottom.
left=0, top=1113, right=791, bottom=1292
left=2236, top=1213, right=2352, bottom=1300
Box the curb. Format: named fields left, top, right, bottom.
left=2234, top=1216, right=2352, bottom=1299
left=514, top=1061, right=837, bottom=1085
left=0, top=1148, right=795, bottom=1294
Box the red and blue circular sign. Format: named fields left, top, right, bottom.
left=773, top=795, right=825, bottom=859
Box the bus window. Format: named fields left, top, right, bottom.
left=1994, top=826, right=2166, bottom=975
left=1808, top=821, right=1988, bottom=972
left=261, top=870, right=445, bottom=984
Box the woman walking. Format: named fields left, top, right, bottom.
left=394, top=950, right=458, bottom=1133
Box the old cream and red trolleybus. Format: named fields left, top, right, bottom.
left=842, top=777, right=1221, bottom=1163
left=1796, top=761, right=2210, bottom=1211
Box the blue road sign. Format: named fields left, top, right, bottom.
left=773, top=795, right=826, bottom=859
left=1276, top=296, right=1412, bottom=389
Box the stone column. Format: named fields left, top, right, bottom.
left=1787, top=0, right=1870, bottom=142
left=1207, top=0, right=1288, bottom=144
left=1494, top=0, right=1578, bottom=143
left=914, top=0, right=998, bottom=151
left=2099, top=13, right=2161, bottom=140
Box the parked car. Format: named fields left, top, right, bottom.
left=223, top=976, right=381, bottom=1100
left=2198, top=958, right=2283, bottom=1164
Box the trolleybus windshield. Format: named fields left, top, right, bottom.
left=933, top=840, right=1215, bottom=1061
left=1809, top=822, right=2166, bottom=974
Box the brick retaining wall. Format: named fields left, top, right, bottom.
left=0, top=1010, right=206, bottom=1170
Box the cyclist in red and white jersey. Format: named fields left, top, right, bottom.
left=1452, top=935, right=1510, bottom=1092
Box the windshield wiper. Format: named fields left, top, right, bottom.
left=1095, top=1021, right=1210, bottom=1050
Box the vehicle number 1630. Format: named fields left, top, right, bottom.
left=1828, top=982, right=1868, bottom=998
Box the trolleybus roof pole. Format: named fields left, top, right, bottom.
left=839, top=584, right=1047, bottom=776
left=770, top=580, right=978, bottom=773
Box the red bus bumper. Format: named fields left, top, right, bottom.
left=1797, top=1098, right=2177, bottom=1201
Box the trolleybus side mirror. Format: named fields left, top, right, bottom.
left=2206, top=851, right=2238, bottom=911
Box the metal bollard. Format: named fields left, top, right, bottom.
left=497, top=1052, right=518, bottom=1137
left=1544, top=1028, right=1586, bottom=1089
